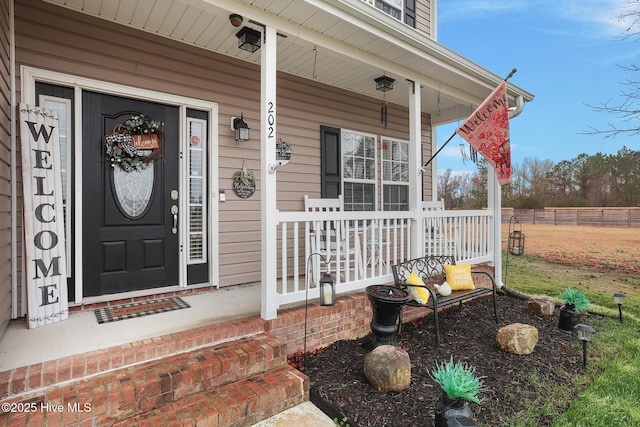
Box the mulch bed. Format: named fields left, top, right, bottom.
left=291, top=294, right=595, bottom=427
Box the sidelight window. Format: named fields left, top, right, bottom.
left=39, top=95, right=72, bottom=275
left=187, top=118, right=207, bottom=263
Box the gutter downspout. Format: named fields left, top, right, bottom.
left=493, top=94, right=526, bottom=289
left=509, top=94, right=525, bottom=119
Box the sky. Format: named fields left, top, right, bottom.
left=435, top=0, right=639, bottom=175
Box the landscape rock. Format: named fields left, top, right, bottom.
left=528, top=297, right=555, bottom=316
left=496, top=323, right=539, bottom=355
left=363, top=345, right=411, bottom=392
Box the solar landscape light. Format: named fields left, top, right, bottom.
left=612, top=292, right=626, bottom=323
left=574, top=323, right=596, bottom=368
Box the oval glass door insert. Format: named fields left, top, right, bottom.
left=113, top=166, right=155, bottom=218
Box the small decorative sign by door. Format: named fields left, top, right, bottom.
left=19, top=104, right=69, bottom=328
left=233, top=159, right=256, bottom=198
left=276, top=138, right=291, bottom=165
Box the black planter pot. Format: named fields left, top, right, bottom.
left=558, top=304, right=581, bottom=331
left=434, top=395, right=476, bottom=427
left=365, top=285, right=409, bottom=348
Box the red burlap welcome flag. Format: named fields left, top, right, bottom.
left=455, top=81, right=511, bottom=185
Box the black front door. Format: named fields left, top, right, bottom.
left=82, top=92, right=179, bottom=296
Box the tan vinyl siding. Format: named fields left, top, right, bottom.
left=0, top=0, right=11, bottom=336
left=416, top=0, right=432, bottom=37
left=275, top=73, right=433, bottom=211
left=15, top=0, right=432, bottom=292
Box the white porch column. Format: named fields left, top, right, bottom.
left=488, top=166, right=504, bottom=288
left=261, top=25, right=278, bottom=319
left=408, top=81, right=424, bottom=259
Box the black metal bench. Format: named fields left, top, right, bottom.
left=392, top=255, right=499, bottom=348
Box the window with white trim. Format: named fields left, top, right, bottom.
left=321, top=128, right=412, bottom=211
left=381, top=137, right=409, bottom=211
left=375, top=0, right=402, bottom=20
left=342, top=130, right=377, bottom=211
left=361, top=0, right=416, bottom=27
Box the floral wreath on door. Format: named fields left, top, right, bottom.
left=104, top=114, right=163, bottom=172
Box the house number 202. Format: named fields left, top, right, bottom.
left=267, top=101, right=275, bottom=138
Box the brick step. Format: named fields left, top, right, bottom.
left=1, top=332, right=298, bottom=426
left=0, top=315, right=266, bottom=402
left=113, top=365, right=308, bottom=427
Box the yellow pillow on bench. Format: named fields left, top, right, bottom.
left=443, top=264, right=475, bottom=290
left=406, top=272, right=430, bottom=305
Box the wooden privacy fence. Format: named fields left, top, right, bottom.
left=502, top=208, right=640, bottom=227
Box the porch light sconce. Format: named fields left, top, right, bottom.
left=612, top=293, right=626, bottom=323
left=374, top=75, right=395, bottom=92
left=574, top=323, right=596, bottom=368
left=236, top=26, right=261, bottom=52
left=230, top=114, right=250, bottom=142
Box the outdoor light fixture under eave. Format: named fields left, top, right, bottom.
left=574, top=323, right=596, bottom=368
left=236, top=26, right=261, bottom=52
left=612, top=292, right=626, bottom=323
left=374, top=75, right=395, bottom=92
left=231, top=114, right=250, bottom=142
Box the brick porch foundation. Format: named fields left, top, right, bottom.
left=0, top=266, right=493, bottom=426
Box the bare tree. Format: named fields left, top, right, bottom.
left=437, top=169, right=463, bottom=209
left=584, top=2, right=640, bottom=137
left=519, top=157, right=554, bottom=201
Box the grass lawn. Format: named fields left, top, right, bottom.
left=501, top=251, right=640, bottom=426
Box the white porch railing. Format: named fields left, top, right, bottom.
left=274, top=208, right=495, bottom=310
left=422, top=209, right=494, bottom=264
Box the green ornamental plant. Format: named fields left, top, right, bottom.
left=233, top=169, right=255, bottom=184
left=429, top=357, right=485, bottom=404
left=123, top=114, right=163, bottom=135
left=561, top=287, right=589, bottom=312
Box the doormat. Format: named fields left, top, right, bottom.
left=94, top=297, right=190, bottom=324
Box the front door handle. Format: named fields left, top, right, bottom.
left=171, top=205, right=178, bottom=234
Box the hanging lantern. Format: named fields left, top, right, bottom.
left=508, top=220, right=525, bottom=256
left=319, top=273, right=336, bottom=306
left=374, top=75, right=395, bottom=92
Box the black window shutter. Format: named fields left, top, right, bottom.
left=405, top=0, right=416, bottom=28
left=320, top=125, right=341, bottom=198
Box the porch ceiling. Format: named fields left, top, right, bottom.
left=44, top=0, right=534, bottom=124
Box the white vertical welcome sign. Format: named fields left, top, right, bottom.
left=19, top=104, right=69, bottom=328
